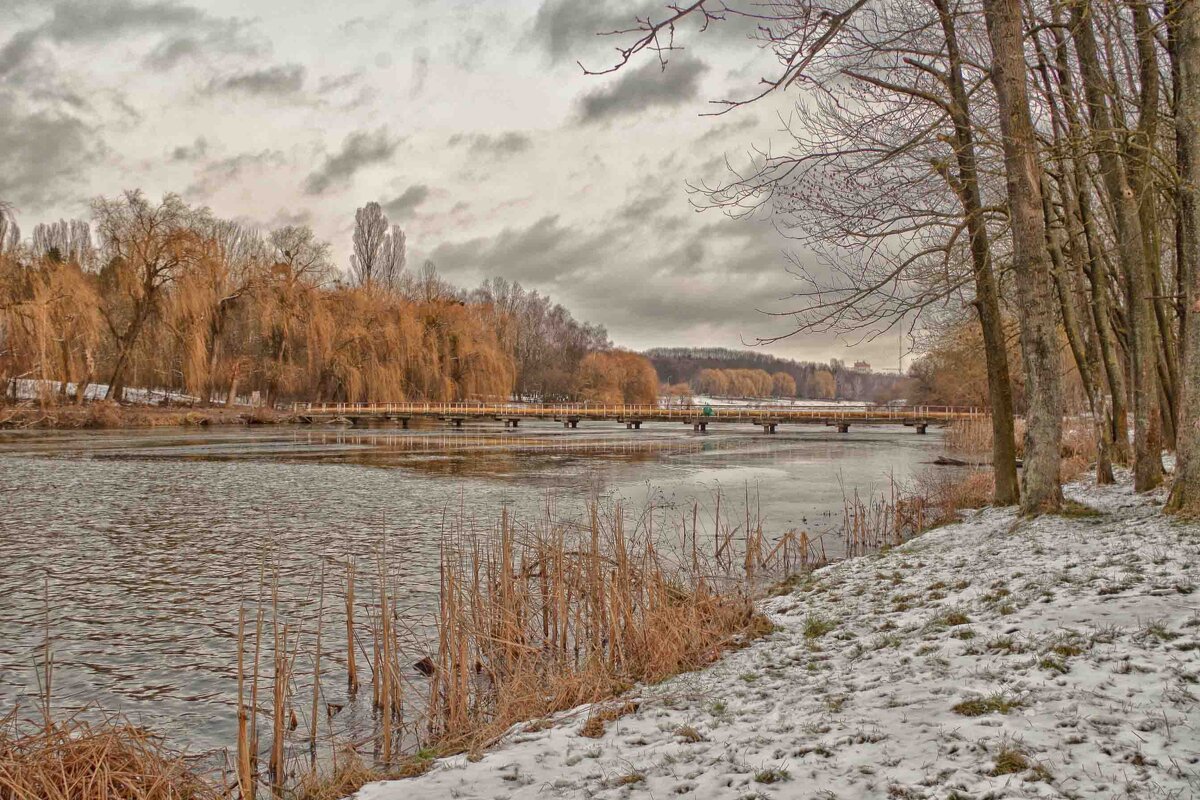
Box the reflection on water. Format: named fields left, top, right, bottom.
left=0, top=420, right=945, bottom=757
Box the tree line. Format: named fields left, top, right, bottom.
left=645, top=346, right=909, bottom=400
left=599, top=0, right=1199, bottom=515
left=0, top=194, right=657, bottom=408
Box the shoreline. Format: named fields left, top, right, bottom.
left=0, top=402, right=295, bottom=430
left=356, top=471, right=1199, bottom=799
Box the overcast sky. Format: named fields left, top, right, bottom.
left=0, top=0, right=907, bottom=369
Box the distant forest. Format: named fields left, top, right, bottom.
left=645, top=347, right=909, bottom=402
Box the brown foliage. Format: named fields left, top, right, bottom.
left=0, top=194, right=624, bottom=409
left=575, top=350, right=658, bottom=404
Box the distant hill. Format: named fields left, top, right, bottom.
left=644, top=347, right=908, bottom=402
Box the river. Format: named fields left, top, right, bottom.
left=0, top=420, right=947, bottom=761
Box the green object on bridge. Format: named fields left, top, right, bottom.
left=702, top=404, right=714, bottom=417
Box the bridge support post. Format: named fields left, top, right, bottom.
left=836, top=422, right=850, bottom=433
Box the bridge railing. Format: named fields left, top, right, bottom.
left=289, top=401, right=986, bottom=420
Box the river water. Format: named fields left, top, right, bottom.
left=0, top=420, right=946, bottom=760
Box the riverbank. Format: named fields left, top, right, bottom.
left=358, top=472, right=1200, bottom=799
left=0, top=402, right=292, bottom=429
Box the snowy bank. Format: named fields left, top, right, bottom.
left=358, top=474, right=1199, bottom=799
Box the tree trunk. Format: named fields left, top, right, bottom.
left=981, top=0, right=1064, bottom=514
left=1070, top=0, right=1163, bottom=490
left=933, top=0, right=1020, bottom=505
left=1166, top=0, right=1200, bottom=514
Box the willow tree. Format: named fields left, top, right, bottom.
left=167, top=219, right=264, bottom=404
left=94, top=191, right=204, bottom=400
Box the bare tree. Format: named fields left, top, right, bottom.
left=350, top=202, right=406, bottom=290
left=31, top=220, right=94, bottom=267
left=979, top=0, right=1063, bottom=513
left=1167, top=0, right=1200, bottom=514
left=0, top=202, right=21, bottom=255
left=350, top=202, right=387, bottom=287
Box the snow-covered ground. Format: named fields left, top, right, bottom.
left=359, top=473, right=1200, bottom=799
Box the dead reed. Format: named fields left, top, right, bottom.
left=425, top=502, right=770, bottom=752
left=0, top=712, right=221, bottom=800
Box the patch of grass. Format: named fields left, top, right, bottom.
left=825, top=696, right=847, bottom=713
left=1039, top=656, right=1068, bottom=674
left=579, top=701, right=640, bottom=738
left=940, top=609, right=971, bottom=627
left=991, top=746, right=1029, bottom=775
left=753, top=767, right=791, bottom=784
left=1050, top=642, right=1085, bottom=658
left=987, top=637, right=1025, bottom=654
left=803, top=615, right=837, bottom=639
left=1142, top=620, right=1180, bottom=642
left=982, top=587, right=1011, bottom=603
left=952, top=693, right=1023, bottom=717
left=1057, top=500, right=1102, bottom=518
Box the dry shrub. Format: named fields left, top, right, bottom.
left=916, top=469, right=994, bottom=523
left=0, top=713, right=220, bottom=800
left=1059, top=418, right=1098, bottom=482
left=945, top=416, right=993, bottom=456
left=82, top=402, right=122, bottom=429
left=427, top=506, right=767, bottom=751
left=945, top=416, right=1027, bottom=459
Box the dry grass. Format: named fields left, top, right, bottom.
left=292, top=750, right=431, bottom=800
left=426, top=505, right=771, bottom=752
left=0, top=401, right=291, bottom=429
left=915, top=469, right=994, bottom=522
left=945, top=415, right=1098, bottom=482
left=579, top=701, right=640, bottom=738
left=0, top=712, right=221, bottom=800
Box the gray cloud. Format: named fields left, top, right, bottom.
left=382, top=185, right=430, bottom=218
left=578, top=56, right=708, bottom=124
left=170, top=136, right=208, bottom=161
left=185, top=149, right=286, bottom=198
left=429, top=215, right=615, bottom=286
left=3, top=1, right=260, bottom=76
left=529, top=0, right=648, bottom=62
left=205, top=64, right=306, bottom=97
left=529, top=0, right=755, bottom=66
left=0, top=97, right=96, bottom=209
left=448, top=131, right=533, bottom=159
left=303, top=128, right=399, bottom=195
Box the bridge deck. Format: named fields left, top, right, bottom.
left=290, top=402, right=981, bottom=429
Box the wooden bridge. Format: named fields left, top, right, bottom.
left=290, top=402, right=983, bottom=434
